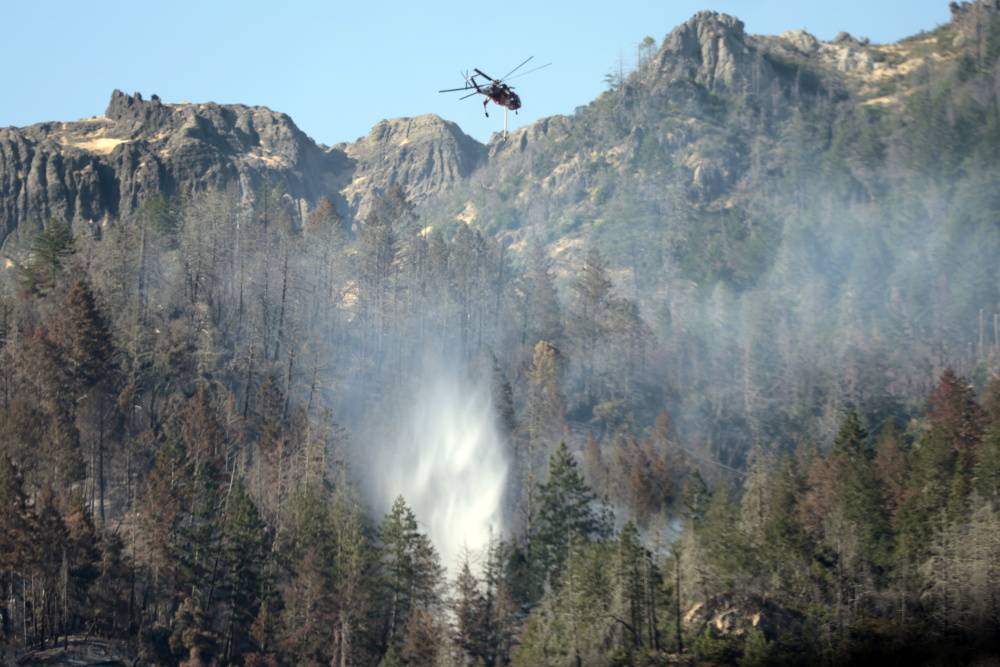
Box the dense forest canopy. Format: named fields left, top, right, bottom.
left=3, top=1, right=1000, bottom=665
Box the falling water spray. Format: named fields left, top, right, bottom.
left=370, top=360, right=509, bottom=571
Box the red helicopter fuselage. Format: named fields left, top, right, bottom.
left=484, top=82, right=521, bottom=110
left=473, top=70, right=521, bottom=111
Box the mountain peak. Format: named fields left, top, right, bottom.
left=646, top=10, right=754, bottom=93
left=682, top=11, right=746, bottom=36
left=105, top=89, right=170, bottom=126
left=359, top=114, right=479, bottom=147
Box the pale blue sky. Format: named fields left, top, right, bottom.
left=3, top=1, right=950, bottom=143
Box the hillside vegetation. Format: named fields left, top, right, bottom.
left=3, top=1, right=1000, bottom=665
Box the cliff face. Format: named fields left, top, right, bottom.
left=337, top=114, right=486, bottom=221
left=0, top=91, right=483, bottom=245
left=0, top=90, right=346, bottom=239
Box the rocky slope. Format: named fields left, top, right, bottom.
left=459, top=4, right=970, bottom=222
left=336, top=115, right=486, bottom=220
left=413, top=0, right=997, bottom=285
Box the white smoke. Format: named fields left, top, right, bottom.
left=371, top=362, right=509, bottom=571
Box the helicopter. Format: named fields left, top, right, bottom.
left=439, top=56, right=550, bottom=135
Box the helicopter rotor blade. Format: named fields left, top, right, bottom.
left=500, top=56, right=534, bottom=81
left=442, top=62, right=545, bottom=96
left=505, top=62, right=552, bottom=81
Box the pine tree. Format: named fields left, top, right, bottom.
left=15, top=328, right=83, bottom=491
left=0, top=296, right=10, bottom=352
left=974, top=376, right=1000, bottom=501
left=280, top=548, right=332, bottom=665
left=62, top=494, right=101, bottom=634
left=555, top=539, right=616, bottom=666
left=453, top=556, right=488, bottom=663
left=830, top=412, right=891, bottom=571
left=921, top=496, right=1000, bottom=634
left=57, top=279, right=114, bottom=391
left=758, top=456, right=812, bottom=603
left=220, top=484, right=270, bottom=661
left=524, top=340, right=567, bottom=465
left=379, top=496, right=443, bottom=651
left=492, top=355, right=516, bottom=438
left=329, top=491, right=376, bottom=667
left=174, top=394, right=229, bottom=611
left=570, top=247, right=614, bottom=403
left=797, top=412, right=893, bottom=635
left=182, top=385, right=226, bottom=478
left=531, top=443, right=612, bottom=586
left=138, top=437, right=188, bottom=608
left=304, top=196, right=344, bottom=239
left=400, top=608, right=443, bottom=667
left=32, top=488, right=69, bottom=647
left=925, top=368, right=984, bottom=467
left=19, top=220, right=75, bottom=294
left=49, top=279, right=117, bottom=522
left=901, top=370, right=986, bottom=567
left=482, top=535, right=518, bottom=665
left=682, top=469, right=710, bottom=523
left=604, top=294, right=652, bottom=402
left=169, top=594, right=220, bottom=665
left=699, top=487, right=750, bottom=590
left=89, top=531, right=133, bottom=637
left=874, top=421, right=910, bottom=525
left=613, top=521, right=648, bottom=652
left=252, top=376, right=290, bottom=521
left=615, top=435, right=672, bottom=524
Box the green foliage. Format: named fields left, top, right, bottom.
left=531, top=443, right=612, bottom=584
left=221, top=485, right=271, bottom=646
left=18, top=220, right=75, bottom=294
left=377, top=645, right=405, bottom=667
left=691, top=625, right=740, bottom=664
left=739, top=627, right=772, bottom=666
left=379, top=496, right=444, bottom=650
left=675, top=208, right=781, bottom=290
left=139, top=193, right=179, bottom=237
left=832, top=412, right=892, bottom=571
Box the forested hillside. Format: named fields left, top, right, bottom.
left=3, top=1, right=1000, bottom=665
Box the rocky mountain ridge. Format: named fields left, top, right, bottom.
left=0, top=90, right=483, bottom=247
left=0, top=2, right=990, bottom=254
